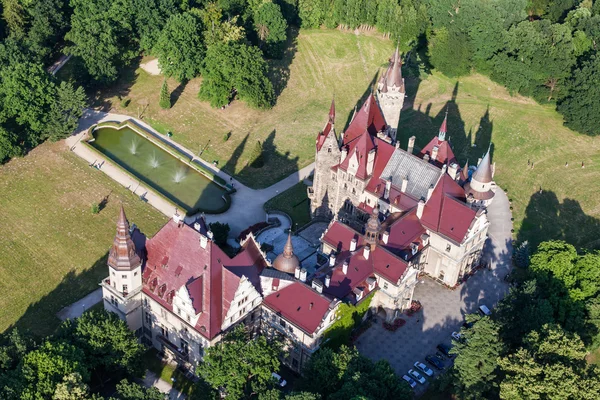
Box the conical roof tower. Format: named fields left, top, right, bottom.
left=273, top=232, right=300, bottom=274
left=107, top=205, right=141, bottom=270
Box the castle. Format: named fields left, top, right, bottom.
left=101, top=49, right=496, bottom=374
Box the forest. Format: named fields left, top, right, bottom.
left=0, top=0, right=599, bottom=164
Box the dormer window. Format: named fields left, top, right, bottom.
left=158, top=284, right=167, bottom=298
left=446, top=244, right=452, bottom=252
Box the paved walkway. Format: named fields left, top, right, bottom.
left=67, top=110, right=315, bottom=236
left=355, top=188, right=513, bottom=395
left=56, top=288, right=102, bottom=321
left=142, top=370, right=186, bottom=400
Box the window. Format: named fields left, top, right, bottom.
left=145, top=312, right=152, bottom=325
left=187, top=315, right=191, bottom=323
left=292, top=358, right=299, bottom=369
left=199, top=343, right=205, bottom=357
left=143, top=298, right=149, bottom=308
left=180, top=339, right=189, bottom=355
left=134, top=271, right=138, bottom=276
left=280, top=319, right=287, bottom=328
left=122, top=284, right=128, bottom=294
left=110, top=295, right=117, bottom=306
left=177, top=307, right=181, bottom=316
left=446, top=244, right=452, bottom=252
left=327, top=147, right=332, bottom=153
left=112, top=271, right=115, bottom=276
left=439, top=271, right=445, bottom=281
left=122, top=274, right=127, bottom=279
left=383, top=282, right=388, bottom=290
left=352, top=188, right=356, bottom=195
left=160, top=325, right=168, bottom=339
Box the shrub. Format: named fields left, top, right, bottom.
left=120, top=98, right=131, bottom=108
left=223, top=131, right=231, bottom=141
left=209, top=222, right=230, bottom=246
left=91, top=203, right=100, bottom=214
left=159, top=79, right=171, bottom=109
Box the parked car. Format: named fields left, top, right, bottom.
left=414, top=361, right=434, bottom=377
left=479, top=304, right=492, bottom=316
left=271, top=372, right=287, bottom=387
left=408, top=369, right=426, bottom=384
left=402, top=374, right=417, bottom=388
left=451, top=331, right=462, bottom=341
left=437, top=343, right=454, bottom=358
left=425, top=354, right=445, bottom=370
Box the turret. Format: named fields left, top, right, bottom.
left=464, top=147, right=495, bottom=208
left=376, top=47, right=405, bottom=141
left=107, top=205, right=142, bottom=296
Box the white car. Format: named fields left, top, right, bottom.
left=271, top=372, right=287, bottom=387
left=402, top=374, right=417, bottom=388
left=451, top=331, right=463, bottom=341
left=408, top=369, right=426, bottom=384
left=414, top=361, right=434, bottom=377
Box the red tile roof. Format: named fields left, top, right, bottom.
left=421, top=174, right=476, bottom=243
left=342, top=94, right=387, bottom=145
left=384, top=209, right=427, bottom=256
left=419, top=136, right=456, bottom=167
left=142, top=219, right=266, bottom=340
left=316, top=99, right=336, bottom=152
left=263, top=282, right=332, bottom=335
left=339, top=131, right=375, bottom=180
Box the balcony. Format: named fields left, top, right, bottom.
left=101, top=277, right=140, bottom=300
left=157, top=335, right=189, bottom=362
left=307, top=186, right=314, bottom=199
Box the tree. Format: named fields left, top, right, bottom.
left=154, top=12, right=205, bottom=82
left=159, top=79, right=171, bottom=109
left=132, top=0, right=178, bottom=52
left=24, top=0, right=70, bottom=62
left=451, top=315, right=503, bottom=398
left=558, top=54, right=600, bottom=136
left=197, top=325, right=281, bottom=399
left=297, top=0, right=324, bottom=28
left=249, top=140, right=264, bottom=168
left=52, top=373, right=90, bottom=400
left=58, top=310, right=145, bottom=379
left=196, top=2, right=245, bottom=47
left=199, top=42, right=274, bottom=109
left=111, top=379, right=166, bottom=400
left=513, top=240, right=531, bottom=268
left=44, top=81, right=88, bottom=142
left=66, top=0, right=137, bottom=84
left=2, top=0, right=26, bottom=37
left=427, top=27, right=472, bottom=77
left=209, top=221, right=230, bottom=246
left=254, top=1, right=288, bottom=58
left=499, top=324, right=600, bottom=399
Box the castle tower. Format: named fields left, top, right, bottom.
left=364, top=206, right=381, bottom=248
left=310, top=99, right=341, bottom=218
left=102, top=205, right=144, bottom=331
left=376, top=47, right=405, bottom=141
left=464, top=148, right=495, bottom=209
left=272, top=232, right=300, bottom=274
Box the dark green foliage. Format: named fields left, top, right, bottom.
left=154, top=12, right=205, bottom=81
left=427, top=27, right=472, bottom=77
left=558, top=54, right=600, bottom=136
left=23, top=0, right=70, bottom=62
left=66, top=0, right=138, bottom=84
left=249, top=140, right=264, bottom=167
left=159, top=79, right=171, bottom=109
left=133, top=0, right=179, bottom=52
left=323, top=292, right=373, bottom=349
left=297, top=0, right=324, bottom=28
left=45, top=81, right=88, bottom=141
left=197, top=325, right=281, bottom=399
left=300, top=345, right=411, bottom=400
left=112, top=379, right=167, bottom=400
left=199, top=42, right=274, bottom=109
left=91, top=203, right=100, bottom=214
left=513, top=240, right=530, bottom=268
left=121, top=98, right=132, bottom=108
left=254, top=1, right=288, bottom=58
left=209, top=221, right=230, bottom=246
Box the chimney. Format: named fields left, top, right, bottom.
left=448, top=163, right=459, bottom=180
left=194, top=222, right=201, bottom=231
left=341, top=146, right=348, bottom=161
left=401, top=176, right=408, bottom=193
left=426, top=184, right=434, bottom=201
left=172, top=211, right=183, bottom=225
left=431, top=146, right=439, bottom=162
left=382, top=231, right=389, bottom=244
left=384, top=179, right=392, bottom=200
left=342, top=259, right=349, bottom=274
left=325, top=274, right=331, bottom=288
left=312, top=280, right=323, bottom=293
left=329, top=253, right=336, bottom=266
left=416, top=200, right=425, bottom=219
left=294, top=266, right=301, bottom=279
left=395, top=140, right=401, bottom=149
left=300, top=268, right=307, bottom=282
left=441, top=164, right=447, bottom=174
left=309, top=302, right=314, bottom=310
left=407, top=136, right=416, bottom=154
left=200, top=235, right=208, bottom=249
left=207, top=230, right=214, bottom=241
left=350, top=238, right=357, bottom=252
left=423, top=154, right=430, bottom=163
left=363, top=246, right=370, bottom=260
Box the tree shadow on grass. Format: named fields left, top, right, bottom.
left=90, top=56, right=142, bottom=112
left=269, top=26, right=299, bottom=102
left=517, top=190, right=600, bottom=251
left=170, top=80, right=188, bottom=108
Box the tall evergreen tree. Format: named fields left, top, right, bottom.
left=159, top=79, right=171, bottom=109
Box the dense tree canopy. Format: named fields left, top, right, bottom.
left=254, top=1, right=288, bottom=58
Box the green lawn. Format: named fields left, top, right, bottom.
left=142, top=349, right=197, bottom=396
left=0, top=142, right=167, bottom=337
left=399, top=72, right=600, bottom=250
left=93, top=28, right=394, bottom=189
left=264, top=182, right=311, bottom=229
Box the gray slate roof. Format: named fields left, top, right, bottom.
left=381, top=149, right=442, bottom=200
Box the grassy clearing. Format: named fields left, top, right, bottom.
left=264, top=182, right=311, bottom=228
left=142, top=349, right=196, bottom=396
left=400, top=72, right=600, bottom=250
left=0, top=142, right=167, bottom=336
left=94, top=29, right=394, bottom=189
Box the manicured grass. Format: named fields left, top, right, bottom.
left=94, top=29, right=395, bottom=189
left=264, top=182, right=311, bottom=229
left=142, top=349, right=196, bottom=396
left=0, top=142, right=167, bottom=337
left=399, top=72, right=600, bottom=250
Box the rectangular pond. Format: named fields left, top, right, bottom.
left=90, top=124, right=229, bottom=214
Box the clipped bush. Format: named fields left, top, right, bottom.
left=91, top=203, right=100, bottom=214
left=121, top=98, right=131, bottom=108
left=223, top=131, right=231, bottom=141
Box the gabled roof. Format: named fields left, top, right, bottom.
left=108, top=206, right=141, bottom=271
left=383, top=209, right=427, bottom=257
left=316, top=99, right=336, bottom=152
left=339, top=131, right=376, bottom=180
left=263, top=282, right=333, bottom=335
left=419, top=136, right=456, bottom=168
left=420, top=174, right=476, bottom=243
left=142, top=219, right=266, bottom=340
left=342, top=94, right=387, bottom=145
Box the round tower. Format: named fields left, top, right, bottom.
left=364, top=206, right=382, bottom=248
left=464, top=148, right=495, bottom=209
left=273, top=232, right=300, bottom=274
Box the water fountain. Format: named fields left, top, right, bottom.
left=129, top=138, right=140, bottom=155
left=149, top=152, right=160, bottom=169
left=173, top=167, right=187, bottom=183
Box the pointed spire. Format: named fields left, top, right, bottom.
left=438, top=109, right=448, bottom=141
left=283, top=232, right=294, bottom=258
left=460, top=159, right=469, bottom=181
left=107, top=205, right=141, bottom=271
left=329, top=98, right=335, bottom=124
left=384, top=46, right=403, bottom=89
left=472, top=147, right=493, bottom=184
